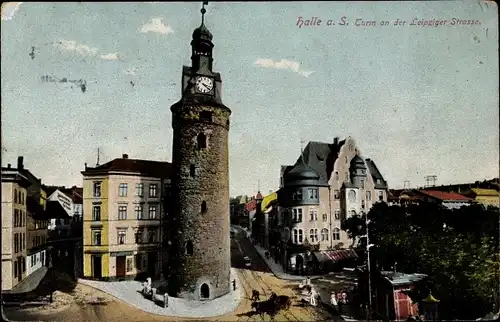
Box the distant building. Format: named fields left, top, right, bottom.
left=1, top=167, right=30, bottom=291
left=81, top=154, right=171, bottom=281
left=389, top=189, right=474, bottom=209
left=45, top=186, right=83, bottom=238
left=418, top=179, right=499, bottom=207
left=230, top=195, right=249, bottom=227
left=272, top=137, right=387, bottom=274
left=416, top=190, right=473, bottom=209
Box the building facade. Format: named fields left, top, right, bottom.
left=2, top=156, right=50, bottom=291
left=81, top=155, right=171, bottom=281
left=164, top=7, right=231, bottom=301
left=273, top=137, right=387, bottom=274
left=1, top=168, right=30, bottom=291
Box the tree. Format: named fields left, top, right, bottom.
left=343, top=201, right=500, bottom=319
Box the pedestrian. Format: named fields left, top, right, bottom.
left=341, top=291, right=347, bottom=304
left=330, top=291, right=338, bottom=308
left=232, top=279, right=236, bottom=290
left=163, top=293, right=169, bottom=308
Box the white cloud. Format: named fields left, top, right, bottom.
left=54, top=40, right=98, bottom=56
left=254, top=58, right=315, bottom=78
left=140, top=18, right=174, bottom=35
left=100, top=53, right=120, bottom=61
left=1, top=2, right=22, bottom=21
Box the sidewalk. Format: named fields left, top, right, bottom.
left=4, top=267, right=48, bottom=294
left=78, top=268, right=242, bottom=318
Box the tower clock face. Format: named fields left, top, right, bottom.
left=195, top=76, right=214, bottom=94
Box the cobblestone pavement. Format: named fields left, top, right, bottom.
left=3, top=231, right=339, bottom=321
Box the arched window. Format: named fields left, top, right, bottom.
left=293, top=229, right=298, bottom=244
left=309, top=229, right=318, bottom=243
left=190, top=164, right=196, bottom=177
left=332, top=228, right=340, bottom=240
left=186, top=241, right=193, bottom=255
left=348, top=190, right=356, bottom=201
left=350, top=210, right=356, bottom=217
left=197, top=133, right=207, bottom=150
left=201, top=201, right=207, bottom=213
left=298, top=229, right=303, bottom=243
left=321, top=228, right=329, bottom=241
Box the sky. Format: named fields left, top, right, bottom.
left=1, top=1, right=498, bottom=197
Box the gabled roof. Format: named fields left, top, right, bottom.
left=365, top=159, right=388, bottom=189
left=295, top=141, right=343, bottom=185
left=419, top=190, right=472, bottom=202
left=81, top=157, right=172, bottom=178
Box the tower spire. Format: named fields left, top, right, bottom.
left=201, top=1, right=208, bottom=25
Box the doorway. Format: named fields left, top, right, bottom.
left=296, top=254, right=304, bottom=274
left=116, top=256, right=126, bottom=277
left=148, top=252, right=156, bottom=276
left=200, top=283, right=210, bottom=299
left=92, top=255, right=102, bottom=279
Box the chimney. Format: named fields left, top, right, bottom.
left=122, top=154, right=129, bottom=159
left=7, top=164, right=11, bottom=168
left=17, top=156, right=24, bottom=170
left=333, top=137, right=339, bottom=145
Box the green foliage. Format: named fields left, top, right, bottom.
left=343, top=202, right=499, bottom=319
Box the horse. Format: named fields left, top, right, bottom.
left=251, top=300, right=279, bottom=320
left=269, top=293, right=292, bottom=310
left=251, top=289, right=260, bottom=302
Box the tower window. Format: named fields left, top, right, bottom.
left=200, top=111, right=212, bottom=122
left=190, top=164, right=196, bottom=177
left=186, top=241, right=194, bottom=255
left=226, top=120, right=230, bottom=127
left=197, top=133, right=207, bottom=149
left=201, top=201, right=207, bottom=213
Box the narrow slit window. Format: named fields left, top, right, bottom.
left=197, top=133, right=207, bottom=149
left=201, top=201, right=207, bottom=213
left=190, top=164, right=196, bottom=177
left=186, top=241, right=194, bottom=255
left=200, top=111, right=213, bottom=122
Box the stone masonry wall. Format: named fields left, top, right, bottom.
left=167, top=103, right=231, bottom=300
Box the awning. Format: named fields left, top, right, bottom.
left=261, top=192, right=278, bottom=212
left=313, top=249, right=358, bottom=264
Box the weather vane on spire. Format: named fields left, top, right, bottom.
left=201, top=1, right=209, bottom=24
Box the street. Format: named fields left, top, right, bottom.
left=3, top=230, right=339, bottom=321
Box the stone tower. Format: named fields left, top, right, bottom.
left=164, top=2, right=231, bottom=300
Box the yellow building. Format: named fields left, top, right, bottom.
left=470, top=188, right=499, bottom=207
left=81, top=154, right=171, bottom=281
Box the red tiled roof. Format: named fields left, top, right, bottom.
left=419, top=190, right=472, bottom=201
left=82, top=158, right=171, bottom=178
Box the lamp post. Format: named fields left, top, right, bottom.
left=365, top=211, right=374, bottom=320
